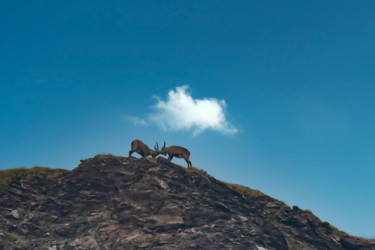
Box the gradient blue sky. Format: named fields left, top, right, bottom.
left=1, top=1, right=375, bottom=238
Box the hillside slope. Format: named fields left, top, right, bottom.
left=0, top=155, right=374, bottom=249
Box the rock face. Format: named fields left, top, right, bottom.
left=0, top=155, right=374, bottom=249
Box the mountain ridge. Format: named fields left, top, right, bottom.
left=0, top=154, right=374, bottom=249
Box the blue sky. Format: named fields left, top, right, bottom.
left=1, top=1, right=375, bottom=238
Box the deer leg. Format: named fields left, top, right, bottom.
left=129, top=150, right=133, bottom=157
left=186, top=160, right=192, bottom=167
left=168, top=155, right=174, bottom=161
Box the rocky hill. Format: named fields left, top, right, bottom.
left=0, top=155, right=374, bottom=249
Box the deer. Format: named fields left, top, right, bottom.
left=157, top=141, right=192, bottom=167
left=129, top=139, right=160, bottom=158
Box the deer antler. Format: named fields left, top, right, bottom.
left=154, top=142, right=159, bottom=152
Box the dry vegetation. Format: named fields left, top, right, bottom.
left=94, top=153, right=117, bottom=158
left=220, top=181, right=265, bottom=198
left=0, top=166, right=69, bottom=189
left=1, top=157, right=268, bottom=200
left=178, top=164, right=266, bottom=198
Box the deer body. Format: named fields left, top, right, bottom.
left=158, top=142, right=192, bottom=167
left=129, top=139, right=160, bottom=158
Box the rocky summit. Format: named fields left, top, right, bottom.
left=0, top=155, right=374, bottom=250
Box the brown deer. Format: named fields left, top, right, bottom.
left=129, top=139, right=160, bottom=158
left=157, top=141, right=192, bottom=167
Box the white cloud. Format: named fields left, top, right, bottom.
left=124, top=116, right=147, bottom=126
left=150, top=86, right=237, bottom=136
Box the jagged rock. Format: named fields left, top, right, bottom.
left=239, top=215, right=249, bottom=222
left=0, top=155, right=374, bottom=249
left=10, top=209, right=19, bottom=219
left=68, top=236, right=99, bottom=250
